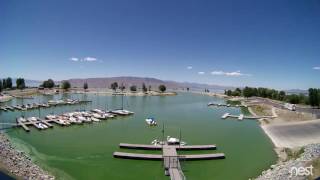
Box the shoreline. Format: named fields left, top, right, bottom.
left=0, top=132, right=54, bottom=180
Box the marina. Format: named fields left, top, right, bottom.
left=1, top=93, right=277, bottom=180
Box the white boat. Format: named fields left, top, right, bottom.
left=104, top=113, right=115, bottom=118
left=27, top=117, right=38, bottom=122
left=69, top=117, right=78, bottom=123
left=111, top=110, right=130, bottom=115
left=166, top=136, right=186, bottom=146
left=17, top=117, right=27, bottom=122
left=238, top=114, right=244, bottom=120
left=92, top=109, right=104, bottom=114
left=91, top=117, right=100, bottom=122
left=145, top=118, right=157, bottom=126
left=222, top=113, right=230, bottom=119
left=38, top=123, right=48, bottom=129
left=37, top=123, right=45, bottom=129
left=46, top=115, right=57, bottom=120
left=122, top=109, right=134, bottom=114
left=92, top=113, right=106, bottom=119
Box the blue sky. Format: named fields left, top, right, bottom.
left=0, top=0, right=320, bottom=89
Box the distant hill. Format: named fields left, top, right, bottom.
left=285, top=89, right=308, bottom=95
left=66, top=76, right=234, bottom=92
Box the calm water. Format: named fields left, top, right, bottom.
left=0, top=93, right=276, bottom=180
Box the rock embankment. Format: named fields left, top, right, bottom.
left=0, top=133, right=54, bottom=179
left=256, top=144, right=320, bottom=180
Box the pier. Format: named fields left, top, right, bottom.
left=221, top=113, right=276, bottom=120
left=0, top=99, right=92, bottom=112
left=113, top=143, right=225, bottom=180
left=208, top=102, right=247, bottom=108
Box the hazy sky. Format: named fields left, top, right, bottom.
left=1, top=0, right=320, bottom=89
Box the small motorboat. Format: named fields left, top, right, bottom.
left=145, top=118, right=157, bottom=126
left=17, top=116, right=27, bottom=123
left=167, top=136, right=187, bottom=146
left=27, top=117, right=38, bottom=122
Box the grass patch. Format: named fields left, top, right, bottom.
left=284, top=148, right=304, bottom=160
left=226, top=100, right=241, bottom=105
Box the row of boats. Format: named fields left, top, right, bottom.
left=151, top=136, right=187, bottom=146
left=16, top=108, right=135, bottom=129
left=0, top=99, right=87, bottom=111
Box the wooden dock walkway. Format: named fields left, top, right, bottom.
left=208, top=103, right=247, bottom=108
left=114, top=143, right=225, bottom=180
left=17, top=121, right=30, bottom=132
left=221, top=113, right=276, bottom=120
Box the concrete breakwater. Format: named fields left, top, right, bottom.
left=0, top=133, right=54, bottom=179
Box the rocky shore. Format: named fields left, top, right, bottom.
left=0, top=133, right=54, bottom=180
left=255, top=144, right=320, bottom=180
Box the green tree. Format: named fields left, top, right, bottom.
left=158, top=85, right=166, bottom=93
left=226, top=90, right=232, bottom=96
left=309, top=88, right=320, bottom=108
left=148, top=85, right=152, bottom=91
left=187, top=87, right=190, bottom=91
left=61, top=80, right=71, bottom=91
left=242, top=86, right=252, bottom=98
left=110, top=82, right=118, bottom=91
left=16, top=78, right=25, bottom=90
left=119, top=83, right=125, bottom=92
left=83, top=82, right=88, bottom=90
left=130, top=85, right=137, bottom=92
left=42, top=79, right=55, bottom=88
left=142, top=83, right=147, bottom=93
left=2, top=79, right=6, bottom=89
left=6, top=77, right=12, bottom=89
left=279, top=91, right=286, bottom=101
left=0, top=79, right=3, bottom=92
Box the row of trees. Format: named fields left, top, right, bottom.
left=110, top=82, right=166, bottom=93
left=225, top=86, right=320, bottom=107
left=0, top=77, right=26, bottom=92
left=225, top=87, right=287, bottom=100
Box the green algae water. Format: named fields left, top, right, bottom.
left=0, top=92, right=276, bottom=180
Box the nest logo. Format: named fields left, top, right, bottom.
left=289, top=165, right=313, bottom=177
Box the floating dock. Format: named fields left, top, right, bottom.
left=208, top=103, right=247, bottom=108
left=114, top=143, right=225, bottom=180
left=221, top=113, right=276, bottom=120
left=0, top=99, right=92, bottom=112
